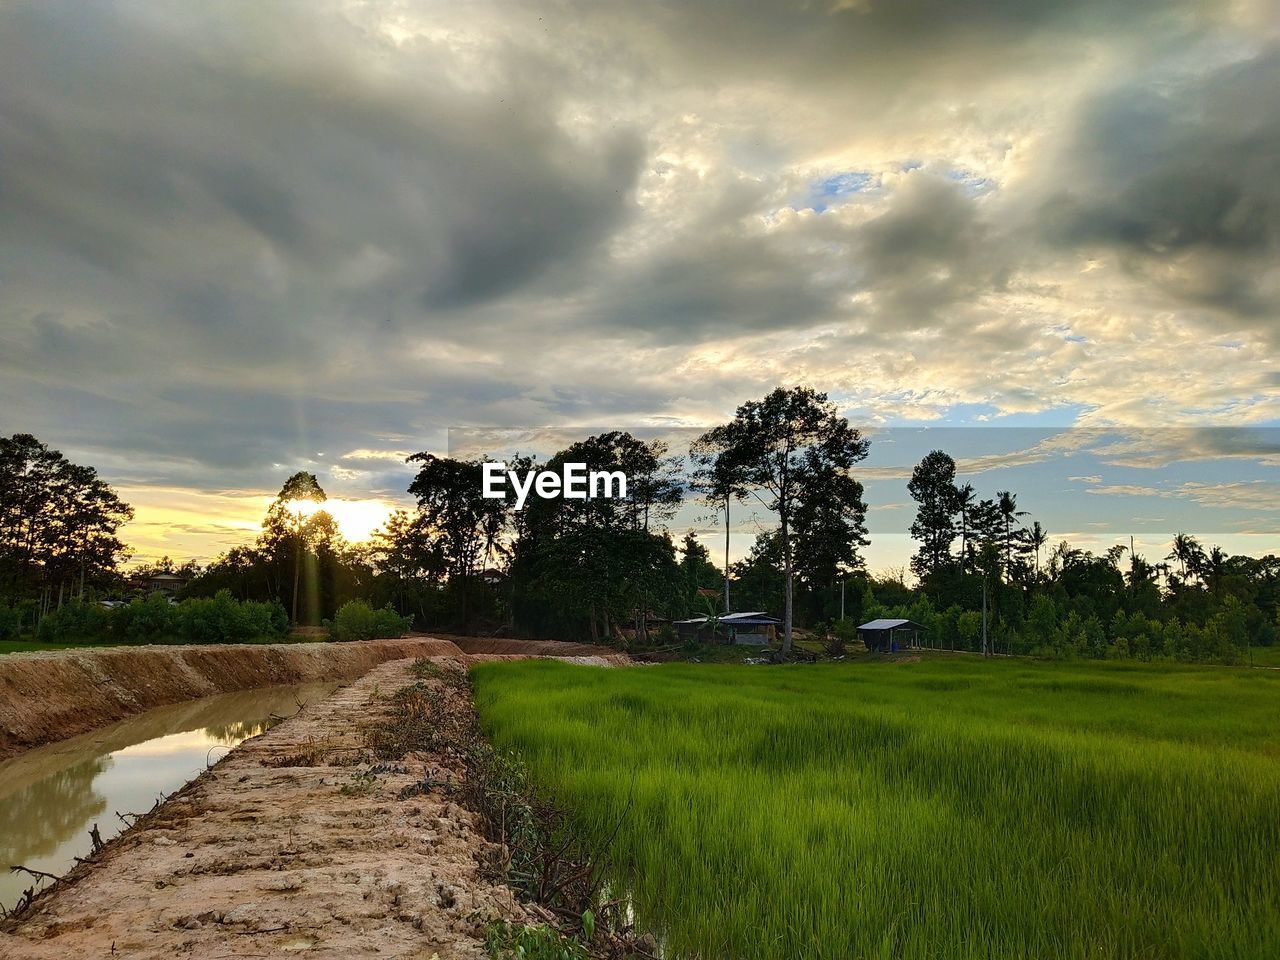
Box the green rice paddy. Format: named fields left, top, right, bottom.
left=471, top=656, right=1280, bottom=959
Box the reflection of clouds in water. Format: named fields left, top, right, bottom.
left=112, top=725, right=267, bottom=758
left=0, top=682, right=337, bottom=911
left=203, top=719, right=274, bottom=743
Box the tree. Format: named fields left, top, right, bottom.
left=690, top=425, right=751, bottom=613
left=705, top=387, right=869, bottom=656
left=1027, top=521, right=1049, bottom=580
left=954, top=482, right=977, bottom=572
left=261, top=471, right=329, bottom=625
left=908, top=451, right=958, bottom=582
left=1168, top=533, right=1206, bottom=584
left=678, top=533, right=722, bottom=615
left=791, top=460, right=869, bottom=596
left=996, top=490, right=1027, bottom=578
left=406, top=454, right=509, bottom=633
left=0, top=433, right=132, bottom=612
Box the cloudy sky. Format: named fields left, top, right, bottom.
left=1, top=0, right=1277, bottom=569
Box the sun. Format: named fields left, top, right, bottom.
left=285, top=497, right=396, bottom=543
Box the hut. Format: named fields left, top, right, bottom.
left=857, top=618, right=925, bottom=653
left=672, top=612, right=782, bottom=645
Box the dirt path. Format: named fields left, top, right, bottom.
left=0, top=658, right=538, bottom=959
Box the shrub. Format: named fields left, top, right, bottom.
left=111, top=592, right=178, bottom=643
left=174, top=590, right=288, bottom=644
left=0, top=604, right=20, bottom=640
left=37, top=600, right=109, bottom=643
left=327, top=600, right=412, bottom=642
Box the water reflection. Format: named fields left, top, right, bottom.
left=0, top=682, right=337, bottom=910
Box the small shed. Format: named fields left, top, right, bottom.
left=719, top=612, right=781, bottom=646
left=857, top=618, right=925, bottom=653
left=672, top=612, right=782, bottom=645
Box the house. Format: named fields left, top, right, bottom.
left=857, top=618, right=925, bottom=653
left=672, top=611, right=782, bottom=646
left=130, top=572, right=187, bottom=597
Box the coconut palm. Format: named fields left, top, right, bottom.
left=996, top=491, right=1027, bottom=574
left=1027, top=520, right=1049, bottom=580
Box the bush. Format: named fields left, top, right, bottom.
left=174, top=590, right=288, bottom=644
left=0, top=604, right=20, bottom=640
left=111, top=592, right=178, bottom=643
left=37, top=600, right=109, bottom=643
left=327, top=600, right=412, bottom=642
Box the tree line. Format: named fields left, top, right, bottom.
left=3, top=389, right=1277, bottom=662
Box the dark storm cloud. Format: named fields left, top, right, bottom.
left=0, top=0, right=641, bottom=321
left=555, top=0, right=1213, bottom=92
left=1039, top=47, right=1280, bottom=320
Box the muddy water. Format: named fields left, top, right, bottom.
left=0, top=681, right=338, bottom=910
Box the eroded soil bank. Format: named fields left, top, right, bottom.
left=0, top=658, right=541, bottom=959
left=0, top=636, right=627, bottom=763
left=0, top=637, right=464, bottom=761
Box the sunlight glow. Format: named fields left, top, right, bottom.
left=285, top=497, right=396, bottom=543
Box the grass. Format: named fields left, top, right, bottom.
left=1247, top=645, right=1280, bottom=667
left=471, top=655, right=1280, bottom=960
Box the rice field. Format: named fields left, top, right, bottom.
left=471, top=656, right=1280, bottom=960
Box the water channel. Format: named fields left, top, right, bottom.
left=0, top=681, right=338, bottom=911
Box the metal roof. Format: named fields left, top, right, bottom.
left=857, top=618, right=924, bottom=631
left=720, top=611, right=781, bottom=623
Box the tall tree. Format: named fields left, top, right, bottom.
left=407, top=454, right=509, bottom=633
left=706, top=387, right=869, bottom=656
left=690, top=425, right=750, bottom=613
left=954, top=482, right=977, bottom=572
left=791, top=458, right=869, bottom=595
left=996, top=490, right=1027, bottom=577
left=1168, top=533, right=1206, bottom=583
left=1027, top=520, right=1049, bottom=580
left=908, top=450, right=959, bottom=583
left=262, top=471, right=328, bottom=625
left=0, top=434, right=132, bottom=610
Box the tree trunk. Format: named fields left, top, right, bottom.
left=291, top=540, right=301, bottom=625
left=723, top=498, right=731, bottom=614
left=781, top=514, right=793, bottom=657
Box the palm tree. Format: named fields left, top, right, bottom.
left=996, top=491, right=1027, bottom=574
left=1167, top=532, right=1205, bottom=583
left=1027, top=521, right=1049, bottom=580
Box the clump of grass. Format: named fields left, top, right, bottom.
left=364, top=682, right=441, bottom=758
left=472, top=657, right=1280, bottom=960
left=485, top=920, right=589, bottom=960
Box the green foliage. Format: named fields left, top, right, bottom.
left=0, top=604, right=20, bottom=640
left=474, top=658, right=1280, bottom=960
left=326, top=599, right=412, bottom=641
left=485, top=921, right=588, bottom=960
left=37, top=600, right=109, bottom=642
left=111, top=592, right=178, bottom=643
left=174, top=590, right=288, bottom=643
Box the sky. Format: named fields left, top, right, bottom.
left=0, top=0, right=1277, bottom=572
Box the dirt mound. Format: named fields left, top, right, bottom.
left=0, top=659, right=535, bottom=959
left=0, top=638, right=461, bottom=761
left=446, top=636, right=627, bottom=661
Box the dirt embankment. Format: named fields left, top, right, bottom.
left=0, top=659, right=538, bottom=959
left=441, top=636, right=629, bottom=662
left=0, top=637, right=463, bottom=761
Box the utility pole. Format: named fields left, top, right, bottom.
left=840, top=578, right=846, bottom=621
